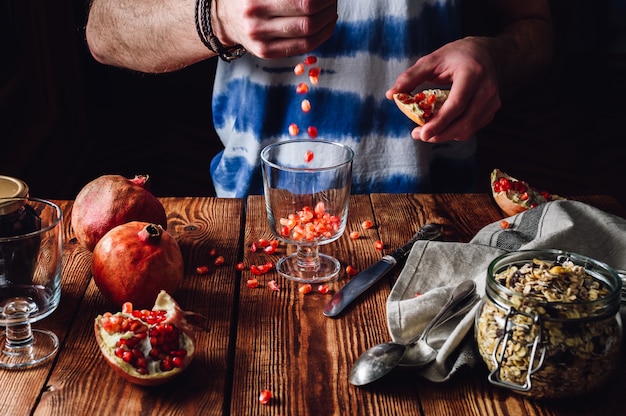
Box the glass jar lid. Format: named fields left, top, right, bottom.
left=0, top=175, right=30, bottom=215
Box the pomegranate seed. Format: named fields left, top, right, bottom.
left=250, top=265, right=262, bottom=276
left=196, top=265, right=209, bottom=275
left=317, top=284, right=329, bottom=294
left=257, top=238, right=270, bottom=248
left=301, top=99, right=311, bottom=113
left=304, top=55, right=317, bottom=65
left=296, top=83, right=309, bottom=94
left=361, top=220, right=374, bottom=229
left=309, top=75, right=319, bottom=85
left=308, top=67, right=320, bottom=77
left=307, top=126, right=318, bottom=138
left=349, top=231, right=360, bottom=239
left=294, top=63, right=304, bottom=75
left=288, top=123, right=299, bottom=136
left=122, top=302, right=133, bottom=314
left=299, top=284, right=313, bottom=294
left=500, top=220, right=510, bottom=229
left=268, top=280, right=280, bottom=291
left=374, top=240, right=384, bottom=250
left=246, top=278, right=259, bottom=288
left=214, top=255, right=225, bottom=266
left=259, top=389, right=273, bottom=405
left=263, top=245, right=276, bottom=254
left=236, top=262, right=246, bottom=271
left=346, top=265, right=358, bottom=276
left=209, top=248, right=218, bottom=257
left=304, top=150, right=314, bottom=163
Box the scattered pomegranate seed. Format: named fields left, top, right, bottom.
left=301, top=99, right=311, bottom=113
left=250, top=265, right=262, bottom=276
left=296, top=82, right=309, bottom=94
left=317, top=284, right=330, bottom=294
left=263, top=245, right=277, bottom=254
left=299, top=284, right=313, bottom=294
left=304, top=150, right=314, bottom=163
left=246, top=278, right=259, bottom=288
left=257, top=238, right=270, bottom=248
left=349, top=231, right=360, bottom=240
left=250, top=242, right=258, bottom=253
left=259, top=389, right=273, bottom=405
left=304, top=55, right=317, bottom=65
left=374, top=240, right=384, bottom=250
left=268, top=280, right=280, bottom=292
left=307, top=126, right=318, bottom=138
left=209, top=248, right=217, bottom=257
left=361, top=220, right=374, bottom=229
left=346, top=265, right=358, bottom=276
left=500, top=220, right=510, bottom=229
left=414, top=292, right=423, bottom=297
left=288, top=123, right=299, bottom=136
left=196, top=265, right=209, bottom=275
left=214, top=256, right=225, bottom=266
left=294, top=63, right=305, bottom=75
left=236, top=262, right=246, bottom=271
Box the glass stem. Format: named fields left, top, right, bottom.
left=296, top=245, right=321, bottom=272
left=2, top=298, right=36, bottom=356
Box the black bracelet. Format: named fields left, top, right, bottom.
left=194, top=0, right=246, bottom=62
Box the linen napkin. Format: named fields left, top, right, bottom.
left=386, top=200, right=626, bottom=382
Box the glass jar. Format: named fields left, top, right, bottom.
left=475, top=249, right=622, bottom=399
left=0, top=176, right=42, bottom=285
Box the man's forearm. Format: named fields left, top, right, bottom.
left=86, top=0, right=215, bottom=73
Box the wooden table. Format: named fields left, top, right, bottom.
left=2, top=194, right=625, bottom=416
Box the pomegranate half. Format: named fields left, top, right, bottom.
left=92, top=221, right=183, bottom=309
left=94, top=291, right=195, bottom=386
left=71, top=174, right=167, bottom=251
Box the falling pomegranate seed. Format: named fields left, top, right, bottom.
left=288, top=123, right=299, bottom=136
left=196, top=265, right=209, bottom=275
left=294, top=63, right=305, bottom=75
left=304, top=55, right=318, bottom=65
left=307, top=126, right=318, bottom=138
left=361, top=220, right=374, bottom=229
left=304, top=150, right=314, bottom=163
left=296, top=82, right=309, bottom=94
left=259, top=389, right=273, bottom=405
left=308, top=67, right=321, bottom=77
left=301, top=99, right=311, bottom=113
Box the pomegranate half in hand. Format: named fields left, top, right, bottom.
left=71, top=174, right=167, bottom=251
left=94, top=291, right=196, bottom=386
left=491, top=168, right=564, bottom=217
left=92, top=221, right=183, bottom=309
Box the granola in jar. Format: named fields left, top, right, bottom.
left=475, top=249, right=622, bottom=399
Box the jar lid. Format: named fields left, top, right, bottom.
left=0, top=175, right=29, bottom=215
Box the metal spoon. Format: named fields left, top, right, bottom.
left=349, top=280, right=476, bottom=386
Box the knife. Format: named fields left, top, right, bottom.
left=323, top=223, right=443, bottom=317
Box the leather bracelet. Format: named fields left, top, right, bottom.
left=195, top=0, right=246, bottom=62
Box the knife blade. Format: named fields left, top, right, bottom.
left=323, top=223, right=443, bottom=317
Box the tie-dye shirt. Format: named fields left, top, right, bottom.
left=210, top=0, right=476, bottom=198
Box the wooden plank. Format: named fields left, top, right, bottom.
left=34, top=197, right=243, bottom=416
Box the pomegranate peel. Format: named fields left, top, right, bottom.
left=94, top=291, right=197, bottom=386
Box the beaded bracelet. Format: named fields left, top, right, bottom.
left=194, top=0, right=246, bottom=62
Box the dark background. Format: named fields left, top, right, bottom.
left=1, top=0, right=625, bottom=206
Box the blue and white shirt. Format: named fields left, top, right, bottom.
left=210, top=0, right=476, bottom=197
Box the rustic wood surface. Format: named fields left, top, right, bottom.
left=1, top=194, right=624, bottom=416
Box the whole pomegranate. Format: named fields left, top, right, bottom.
left=94, top=291, right=196, bottom=386
left=92, top=221, right=183, bottom=309
left=71, top=174, right=167, bottom=251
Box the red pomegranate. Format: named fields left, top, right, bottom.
left=92, top=221, right=183, bottom=309
left=94, top=291, right=196, bottom=386
left=71, top=174, right=167, bottom=251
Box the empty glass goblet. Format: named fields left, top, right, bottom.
left=0, top=197, right=63, bottom=368
left=261, top=139, right=354, bottom=284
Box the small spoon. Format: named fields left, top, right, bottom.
left=349, top=280, right=476, bottom=386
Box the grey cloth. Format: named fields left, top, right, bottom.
left=386, top=200, right=626, bottom=382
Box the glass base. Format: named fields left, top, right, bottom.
left=0, top=328, right=59, bottom=369
left=276, top=252, right=341, bottom=284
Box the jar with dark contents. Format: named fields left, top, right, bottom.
left=475, top=249, right=622, bottom=399
left=0, top=176, right=42, bottom=286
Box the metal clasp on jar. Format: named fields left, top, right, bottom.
left=487, top=306, right=547, bottom=392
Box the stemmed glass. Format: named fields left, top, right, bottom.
left=261, top=139, right=354, bottom=284
left=0, top=197, right=63, bottom=368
